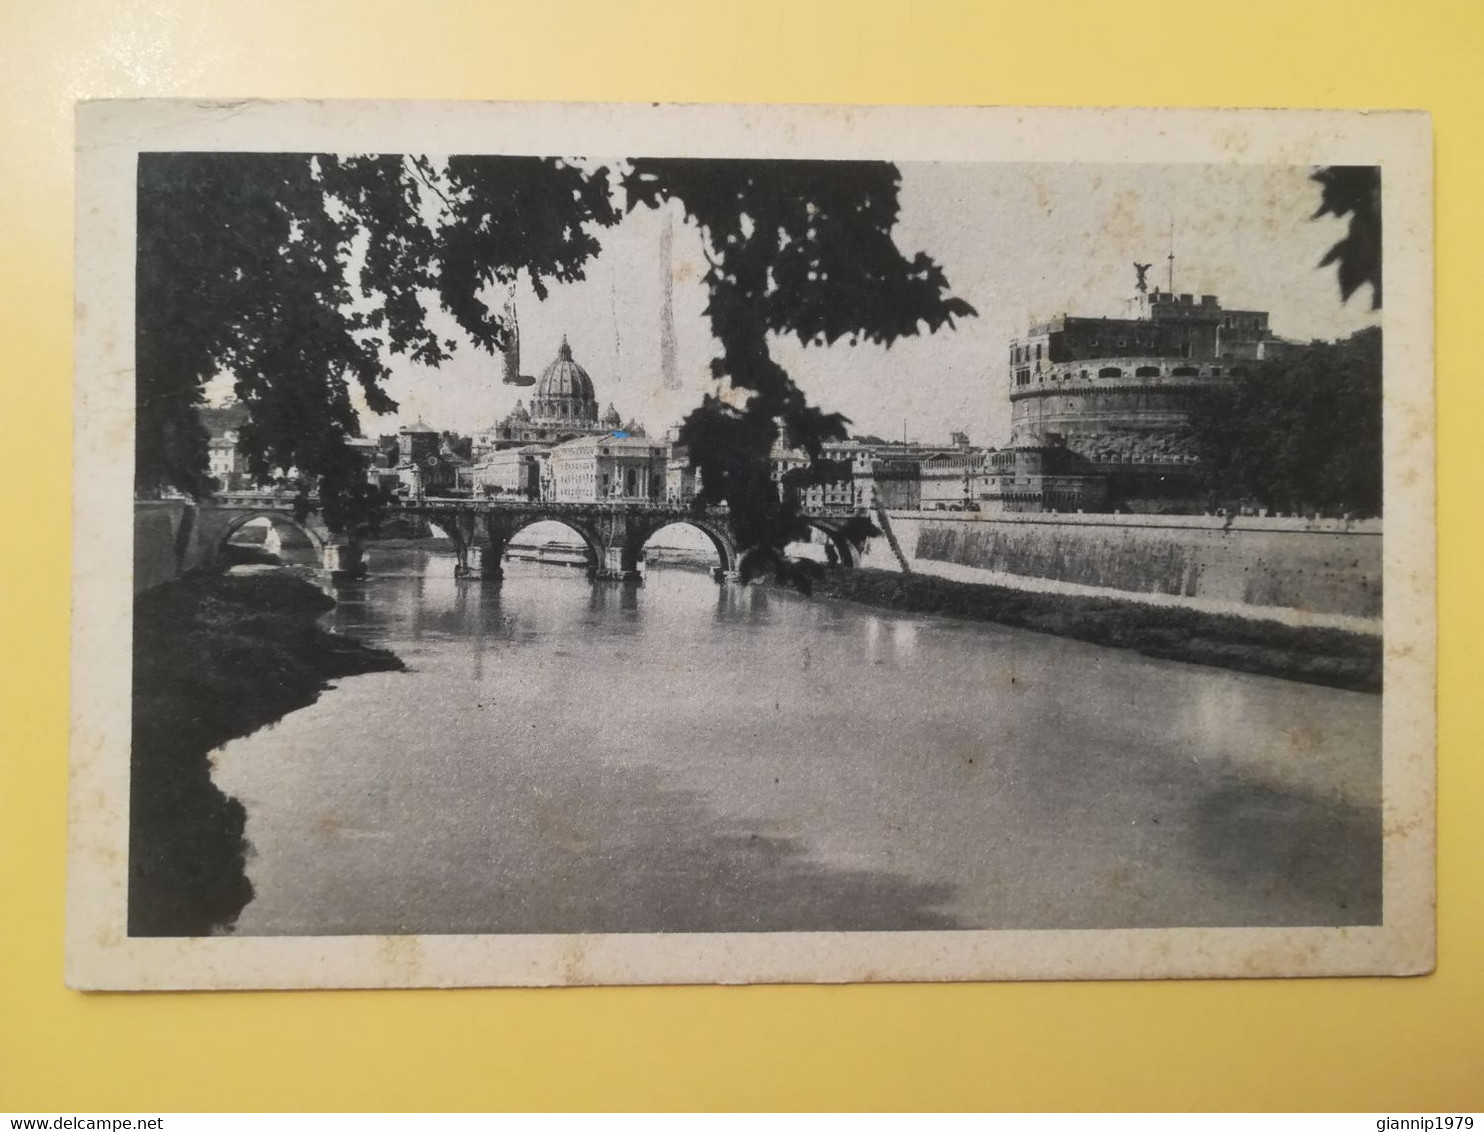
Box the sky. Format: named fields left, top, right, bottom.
left=369, top=161, right=1380, bottom=448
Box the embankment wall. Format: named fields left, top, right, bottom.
left=134, top=499, right=197, bottom=593
left=867, top=511, right=1381, bottom=622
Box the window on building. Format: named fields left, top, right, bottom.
left=1098, top=366, right=1122, bottom=378
left=1135, top=366, right=1161, bottom=377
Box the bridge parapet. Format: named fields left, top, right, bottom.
left=399, top=497, right=733, bottom=520
left=210, top=491, right=304, bottom=509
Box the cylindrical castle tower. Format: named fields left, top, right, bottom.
left=1004, top=290, right=1287, bottom=510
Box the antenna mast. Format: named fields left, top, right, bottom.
left=1166, top=209, right=1175, bottom=294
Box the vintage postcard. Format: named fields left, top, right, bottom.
left=68, top=101, right=1434, bottom=989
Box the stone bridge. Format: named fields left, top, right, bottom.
left=399, top=498, right=739, bottom=581
left=134, top=493, right=361, bottom=592
left=138, top=492, right=867, bottom=588
left=395, top=496, right=864, bottom=581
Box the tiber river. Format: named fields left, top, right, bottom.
left=212, top=539, right=1381, bottom=935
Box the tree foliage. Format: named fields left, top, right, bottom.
left=1313, top=165, right=1382, bottom=310
left=137, top=154, right=448, bottom=534
left=136, top=152, right=973, bottom=574
left=435, top=156, right=621, bottom=350
left=1190, top=327, right=1382, bottom=517
left=624, top=158, right=974, bottom=587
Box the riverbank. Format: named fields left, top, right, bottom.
left=804, top=568, right=1381, bottom=692
left=130, top=570, right=404, bottom=936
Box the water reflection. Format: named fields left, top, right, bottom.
left=859, top=614, right=921, bottom=669
left=211, top=547, right=1383, bottom=935
left=1191, top=781, right=1381, bottom=917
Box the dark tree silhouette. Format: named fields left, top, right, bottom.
left=136, top=154, right=454, bottom=535
left=1313, top=165, right=1382, bottom=310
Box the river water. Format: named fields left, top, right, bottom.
left=212, top=546, right=1381, bottom=934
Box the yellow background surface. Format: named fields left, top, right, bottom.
left=1, top=0, right=1477, bottom=1112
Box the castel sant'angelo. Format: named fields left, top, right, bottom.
left=1001, top=274, right=1292, bottom=513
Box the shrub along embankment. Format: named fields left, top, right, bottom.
left=807, top=568, right=1381, bottom=693
left=130, top=571, right=404, bottom=936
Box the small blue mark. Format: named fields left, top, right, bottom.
left=611, top=430, right=630, bottom=438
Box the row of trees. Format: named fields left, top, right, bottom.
left=136, top=153, right=973, bottom=584
left=1190, top=326, right=1382, bottom=518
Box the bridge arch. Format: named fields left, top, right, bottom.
left=496, top=516, right=602, bottom=569
left=636, top=518, right=739, bottom=574
left=205, top=509, right=330, bottom=567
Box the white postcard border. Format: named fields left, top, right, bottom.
left=68, top=100, right=1435, bottom=989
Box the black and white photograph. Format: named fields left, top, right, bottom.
left=67, top=101, right=1434, bottom=988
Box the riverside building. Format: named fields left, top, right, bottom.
left=1002, top=285, right=1293, bottom=513
left=547, top=433, right=669, bottom=503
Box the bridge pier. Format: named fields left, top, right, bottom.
left=443, top=511, right=501, bottom=582
left=592, top=543, right=642, bottom=583
left=323, top=540, right=366, bottom=579
left=455, top=543, right=505, bottom=582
